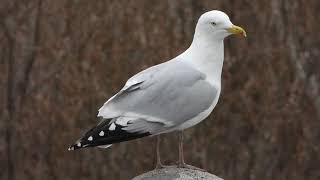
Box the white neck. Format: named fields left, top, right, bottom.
left=178, top=32, right=224, bottom=87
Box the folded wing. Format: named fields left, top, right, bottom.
left=69, top=60, right=218, bottom=150
left=98, top=60, right=217, bottom=131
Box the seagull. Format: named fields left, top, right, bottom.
left=69, top=10, right=246, bottom=169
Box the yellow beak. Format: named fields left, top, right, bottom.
left=226, top=25, right=247, bottom=37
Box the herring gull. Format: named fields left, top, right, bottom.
left=69, top=10, right=246, bottom=169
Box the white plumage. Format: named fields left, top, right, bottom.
left=68, top=10, right=246, bottom=167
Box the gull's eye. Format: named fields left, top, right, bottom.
left=211, top=22, right=217, bottom=26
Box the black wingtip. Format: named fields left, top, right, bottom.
left=68, top=141, right=83, bottom=151
left=68, top=119, right=151, bottom=151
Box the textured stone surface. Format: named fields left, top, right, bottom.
left=132, top=167, right=223, bottom=180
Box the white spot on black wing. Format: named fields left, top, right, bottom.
left=88, top=136, right=93, bottom=141
left=109, top=123, right=116, bottom=131
left=99, top=131, right=105, bottom=136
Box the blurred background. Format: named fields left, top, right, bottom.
left=0, top=0, right=319, bottom=179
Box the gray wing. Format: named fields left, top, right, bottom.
left=98, top=60, right=218, bottom=134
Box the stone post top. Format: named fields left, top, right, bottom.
left=132, top=167, right=223, bottom=180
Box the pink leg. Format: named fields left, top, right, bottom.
left=155, top=135, right=165, bottom=169
left=177, top=131, right=206, bottom=171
